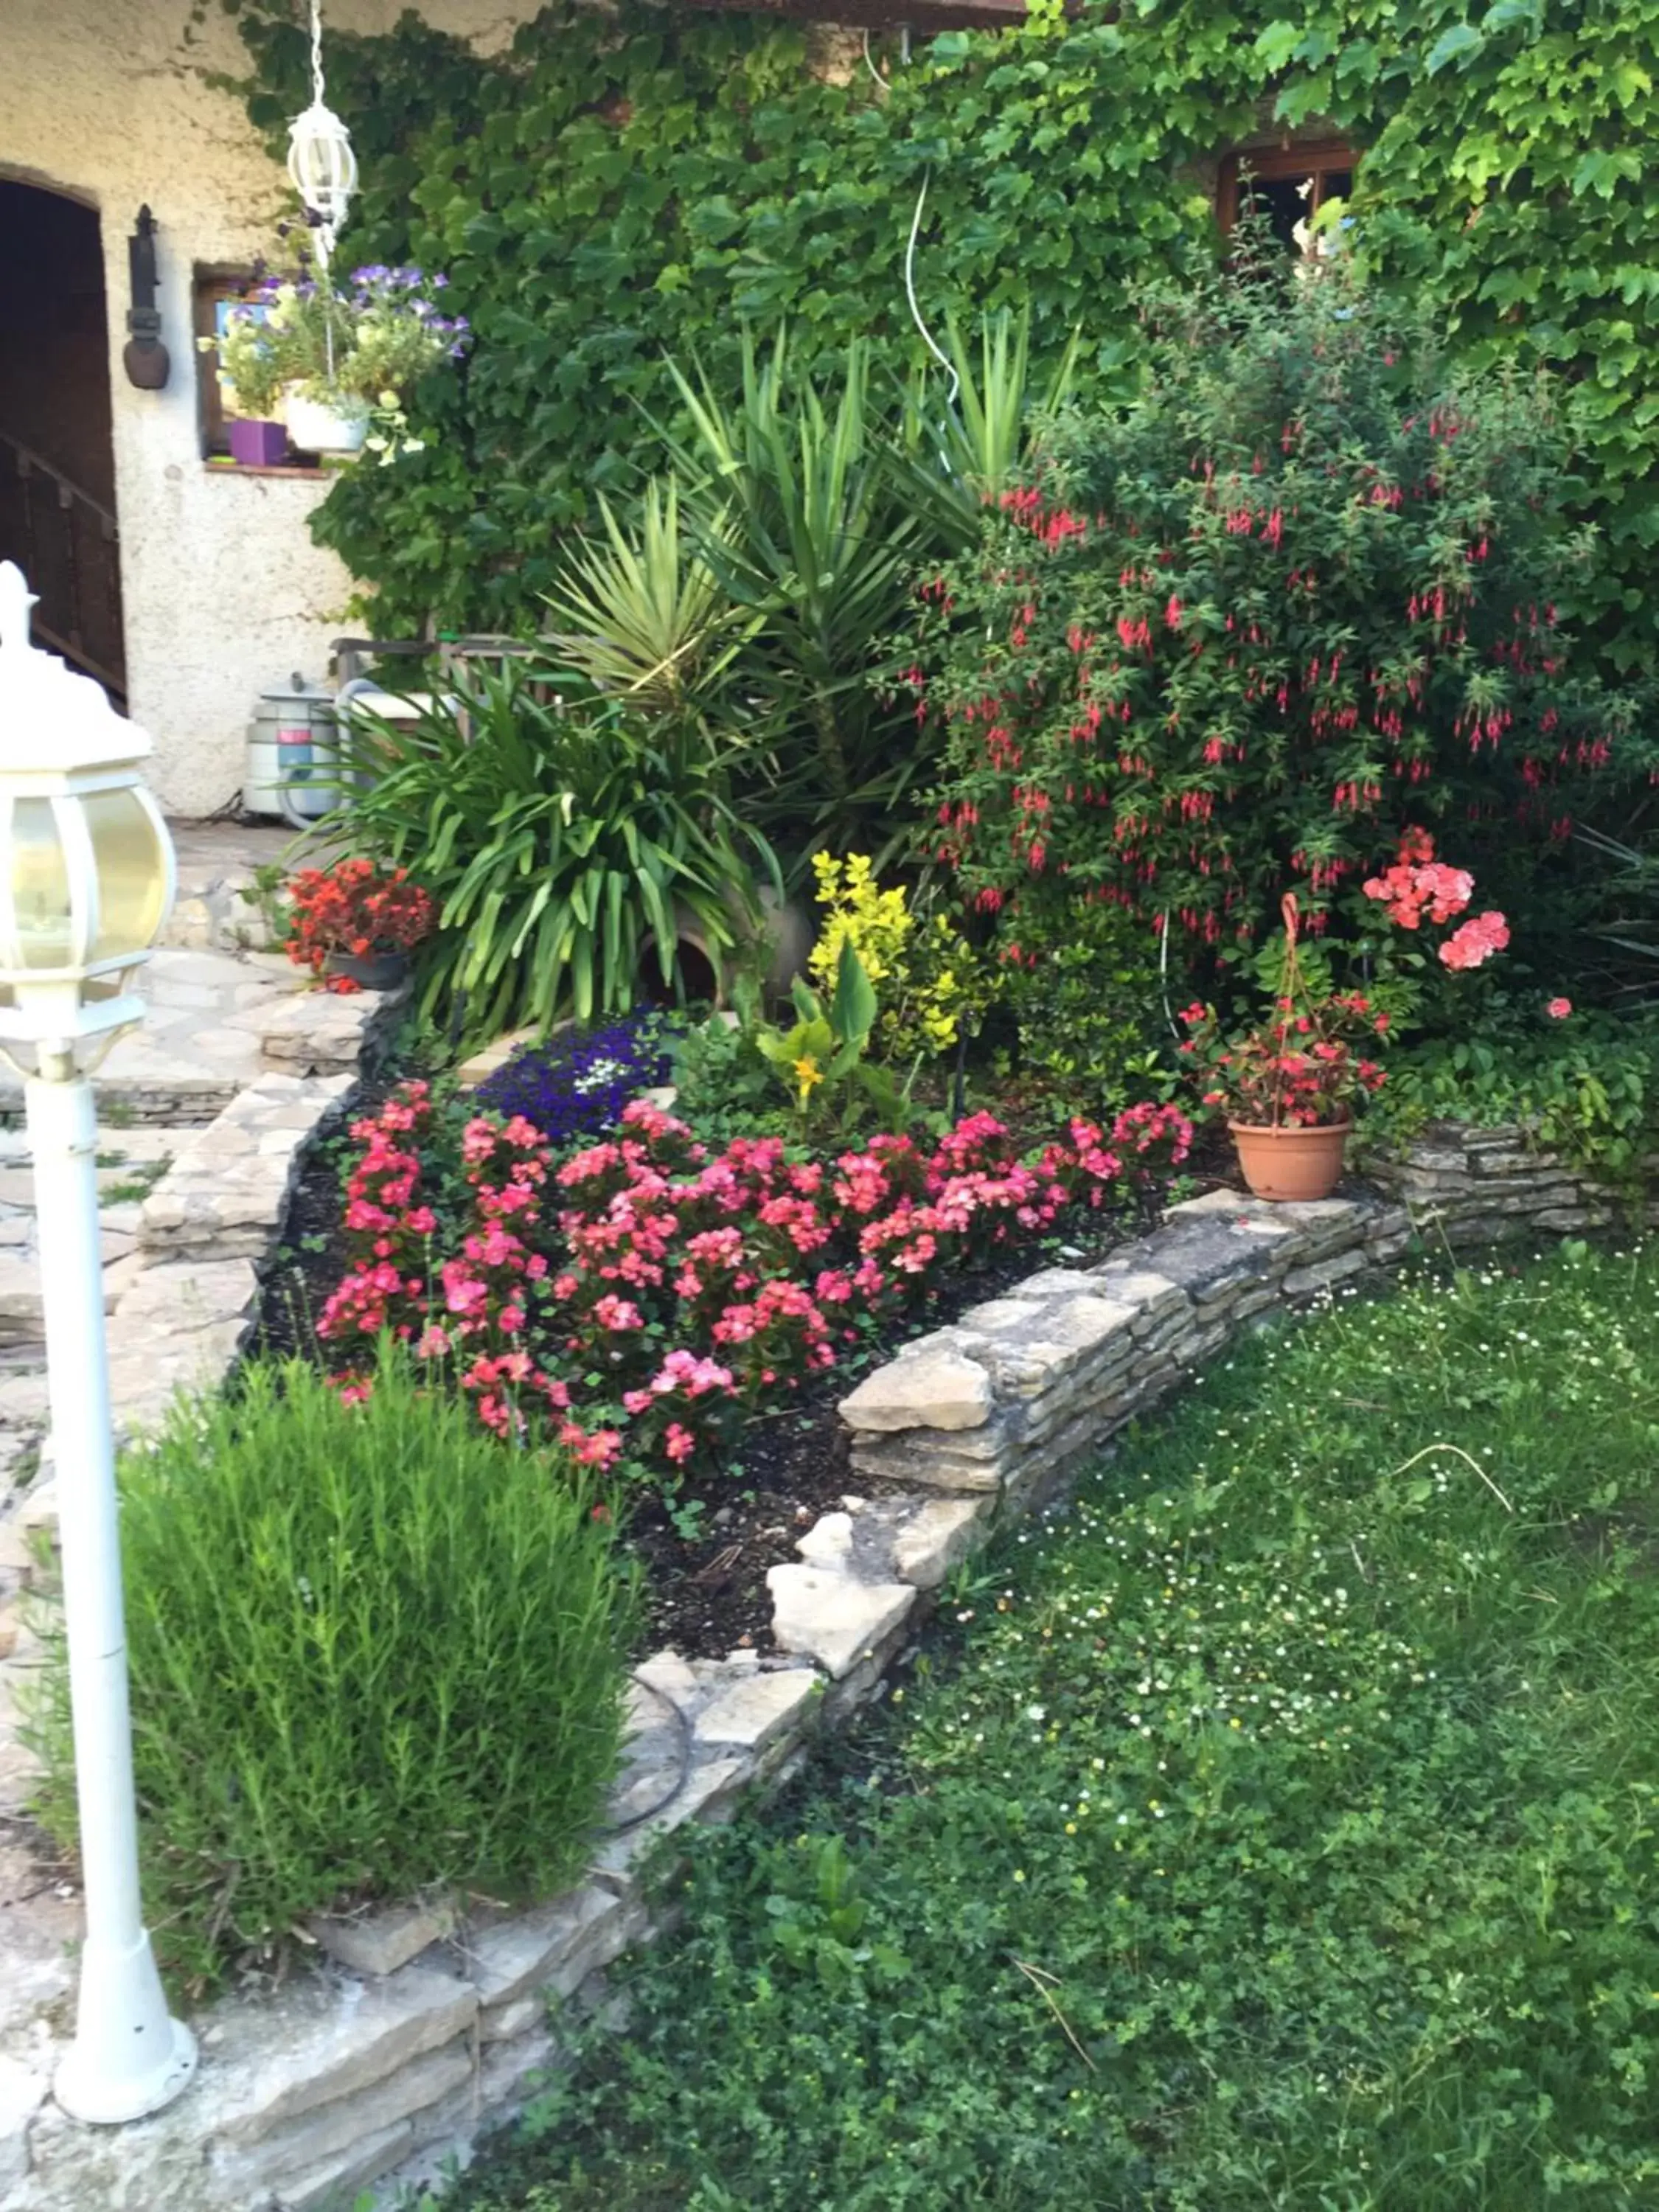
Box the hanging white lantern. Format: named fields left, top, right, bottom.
left=286, top=1, right=356, bottom=268
left=287, top=102, right=358, bottom=256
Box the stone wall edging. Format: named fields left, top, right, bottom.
left=2, top=1119, right=1631, bottom=2209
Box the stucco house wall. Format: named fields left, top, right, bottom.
left=0, top=0, right=535, bottom=817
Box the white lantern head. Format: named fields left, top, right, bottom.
left=286, top=100, right=358, bottom=268
left=0, top=562, right=175, bottom=1054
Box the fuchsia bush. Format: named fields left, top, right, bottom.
left=318, top=1088, right=1193, bottom=1481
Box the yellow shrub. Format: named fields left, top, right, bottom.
left=806, top=854, right=980, bottom=1060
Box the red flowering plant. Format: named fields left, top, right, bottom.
left=316, top=1088, right=1192, bottom=1486
left=1179, top=895, right=1391, bottom=1130
left=283, top=858, right=436, bottom=992
left=909, top=238, right=1646, bottom=988
left=1183, top=846, right=1515, bottom=1127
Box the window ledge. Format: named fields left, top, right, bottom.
left=203, top=458, right=333, bottom=481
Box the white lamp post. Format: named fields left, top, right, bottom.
left=287, top=0, right=357, bottom=271
left=0, top=560, right=195, bottom=2125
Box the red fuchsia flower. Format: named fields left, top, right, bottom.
left=1547, top=995, right=1573, bottom=1019
left=1439, top=910, right=1509, bottom=970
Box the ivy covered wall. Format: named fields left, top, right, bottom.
left=234, top=0, right=1659, bottom=664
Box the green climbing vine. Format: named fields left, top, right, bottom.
left=229, top=0, right=1659, bottom=670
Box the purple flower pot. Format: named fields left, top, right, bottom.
left=227, top=419, right=289, bottom=467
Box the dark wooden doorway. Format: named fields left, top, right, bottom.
left=0, top=180, right=126, bottom=704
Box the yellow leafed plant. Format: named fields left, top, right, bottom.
left=806, top=853, right=985, bottom=1062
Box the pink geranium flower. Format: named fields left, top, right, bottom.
left=1439, top=910, right=1509, bottom=970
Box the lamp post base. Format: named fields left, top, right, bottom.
left=52, top=1928, right=198, bottom=2125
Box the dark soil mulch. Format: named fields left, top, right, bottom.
left=249, top=1085, right=1234, bottom=1660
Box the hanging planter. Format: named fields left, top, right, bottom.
left=283, top=388, right=369, bottom=456
left=1180, top=893, right=1391, bottom=1205
left=197, top=5, right=469, bottom=473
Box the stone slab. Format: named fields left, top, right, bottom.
left=839, top=1340, right=992, bottom=1434
left=203, top=1964, right=479, bottom=2150
left=307, top=1894, right=459, bottom=1980
left=767, top=1564, right=917, bottom=1679
left=458, top=1884, right=627, bottom=2014
left=692, top=1669, right=821, bottom=1753
left=209, top=2037, right=475, bottom=2198
left=889, top=1495, right=992, bottom=1587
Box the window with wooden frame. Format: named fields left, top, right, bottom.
left=193, top=268, right=261, bottom=458
left=1217, top=140, right=1357, bottom=255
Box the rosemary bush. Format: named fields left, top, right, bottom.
left=27, top=1348, right=635, bottom=1988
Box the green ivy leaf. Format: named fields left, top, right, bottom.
left=1425, top=21, right=1486, bottom=73
left=1253, top=20, right=1304, bottom=70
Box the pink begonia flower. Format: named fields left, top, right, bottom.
left=440, top=1261, right=490, bottom=1318
left=664, top=1422, right=696, bottom=1463
left=592, top=1293, right=644, bottom=1332
left=1547, top=996, right=1573, bottom=1019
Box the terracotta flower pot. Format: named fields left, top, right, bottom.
left=1228, top=1116, right=1352, bottom=1203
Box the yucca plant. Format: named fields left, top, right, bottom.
left=914, top=305, right=1082, bottom=532
left=658, top=330, right=929, bottom=861
left=331, top=663, right=778, bottom=1041
left=1574, top=824, right=1659, bottom=998
left=543, top=476, right=754, bottom=717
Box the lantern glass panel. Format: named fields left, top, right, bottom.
left=85, top=789, right=167, bottom=964
left=9, top=798, right=73, bottom=970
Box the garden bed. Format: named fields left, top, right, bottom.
left=12, top=1119, right=1633, bottom=2212
left=248, top=1077, right=1192, bottom=1657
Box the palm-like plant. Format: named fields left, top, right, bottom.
left=898, top=305, right=1082, bottom=546
left=543, top=477, right=754, bottom=717
left=659, top=330, right=929, bottom=859
left=1575, top=824, right=1659, bottom=995
left=331, top=664, right=778, bottom=1041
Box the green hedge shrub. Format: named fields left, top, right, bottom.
left=1364, top=1006, right=1659, bottom=1183
left=996, top=894, right=1166, bottom=1114
left=27, top=1347, right=636, bottom=1987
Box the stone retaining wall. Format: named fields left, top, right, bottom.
left=1, top=1120, right=1638, bottom=2211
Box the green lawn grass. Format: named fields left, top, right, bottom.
left=436, top=1241, right=1659, bottom=2211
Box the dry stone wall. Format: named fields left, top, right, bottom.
left=1, top=1120, right=1638, bottom=2211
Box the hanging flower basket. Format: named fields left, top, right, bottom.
left=283, top=389, right=369, bottom=456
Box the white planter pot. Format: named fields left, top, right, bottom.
left=283, top=390, right=369, bottom=456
